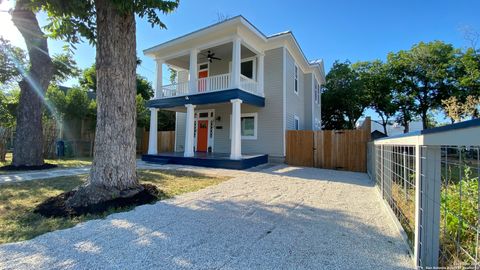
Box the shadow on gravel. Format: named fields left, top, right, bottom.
left=260, top=165, right=375, bottom=187
left=0, top=189, right=412, bottom=269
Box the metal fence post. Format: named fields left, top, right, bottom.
left=421, top=146, right=442, bottom=267
left=403, top=149, right=408, bottom=201
left=414, top=144, right=422, bottom=267
left=381, top=144, right=385, bottom=198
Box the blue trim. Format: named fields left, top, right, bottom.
left=375, top=118, right=480, bottom=141
left=141, top=153, right=268, bottom=170
left=147, top=89, right=265, bottom=108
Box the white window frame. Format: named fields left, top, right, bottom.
left=229, top=112, right=258, bottom=140
left=294, top=115, right=300, bottom=130
left=198, top=62, right=209, bottom=73
left=228, top=57, right=257, bottom=80
left=314, top=80, right=320, bottom=105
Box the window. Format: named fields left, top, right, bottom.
left=241, top=116, right=255, bottom=136
left=294, top=64, right=299, bottom=94
left=230, top=113, right=257, bottom=140
left=229, top=58, right=256, bottom=80
left=241, top=60, right=254, bottom=79
left=199, top=112, right=209, bottom=118
left=314, top=79, right=320, bottom=105
left=294, top=115, right=300, bottom=130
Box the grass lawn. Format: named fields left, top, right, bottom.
left=0, top=153, right=92, bottom=174
left=0, top=170, right=230, bottom=244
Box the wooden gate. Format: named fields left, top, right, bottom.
left=286, top=118, right=371, bottom=172
left=285, top=130, right=314, bottom=167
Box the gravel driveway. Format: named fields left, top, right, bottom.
left=0, top=165, right=413, bottom=269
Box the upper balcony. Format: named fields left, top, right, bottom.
left=161, top=73, right=262, bottom=98
left=146, top=37, right=265, bottom=109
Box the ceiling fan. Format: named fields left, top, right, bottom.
left=201, top=50, right=222, bottom=63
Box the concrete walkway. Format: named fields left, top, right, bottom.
left=0, top=165, right=413, bottom=269
left=0, top=160, right=248, bottom=184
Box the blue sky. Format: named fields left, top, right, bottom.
left=1, top=0, right=479, bottom=121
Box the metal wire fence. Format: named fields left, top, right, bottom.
left=369, top=142, right=480, bottom=268
left=438, top=145, right=480, bottom=268
left=371, top=144, right=417, bottom=250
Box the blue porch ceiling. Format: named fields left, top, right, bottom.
left=147, top=89, right=265, bottom=109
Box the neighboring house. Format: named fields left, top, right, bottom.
left=143, top=16, right=325, bottom=168
left=358, top=119, right=423, bottom=138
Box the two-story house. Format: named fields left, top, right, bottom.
left=142, top=16, right=325, bottom=169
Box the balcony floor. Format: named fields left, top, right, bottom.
left=142, top=152, right=268, bottom=170
left=147, top=88, right=265, bottom=109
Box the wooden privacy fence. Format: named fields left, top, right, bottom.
left=286, top=118, right=371, bottom=172
left=140, top=131, right=175, bottom=154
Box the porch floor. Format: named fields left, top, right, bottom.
left=142, top=152, right=268, bottom=170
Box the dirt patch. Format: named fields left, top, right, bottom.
left=34, top=184, right=164, bottom=218
left=0, top=163, right=58, bottom=171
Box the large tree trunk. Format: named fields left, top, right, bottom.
left=421, top=110, right=428, bottom=130
left=67, top=0, right=139, bottom=207
left=11, top=3, right=54, bottom=167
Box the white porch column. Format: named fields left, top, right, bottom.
left=155, top=59, right=164, bottom=98
left=189, top=49, right=198, bottom=94
left=231, top=37, right=241, bottom=89
left=230, top=99, right=242, bottom=160
left=257, top=53, right=264, bottom=94
left=147, top=108, right=158, bottom=154
left=184, top=104, right=196, bottom=157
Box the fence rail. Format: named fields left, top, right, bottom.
left=369, top=119, right=480, bottom=268
left=141, top=131, right=175, bottom=154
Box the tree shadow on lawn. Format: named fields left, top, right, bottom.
left=0, top=196, right=413, bottom=269
left=0, top=170, right=229, bottom=245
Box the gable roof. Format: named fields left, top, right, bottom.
left=144, top=15, right=325, bottom=82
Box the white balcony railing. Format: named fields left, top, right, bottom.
left=197, top=73, right=230, bottom=93
left=159, top=73, right=262, bottom=99
left=161, top=81, right=189, bottom=97
left=240, top=74, right=260, bottom=95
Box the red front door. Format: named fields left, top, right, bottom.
left=196, top=120, right=208, bottom=152
left=198, top=70, right=208, bottom=92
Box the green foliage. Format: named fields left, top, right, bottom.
left=65, top=88, right=90, bottom=119
left=441, top=165, right=479, bottom=260
left=46, top=86, right=94, bottom=120
left=79, top=64, right=96, bottom=91
left=353, top=60, right=397, bottom=134
left=454, top=48, right=480, bottom=97
left=79, top=64, right=153, bottom=99
left=51, top=47, right=80, bottom=84
left=387, top=41, right=458, bottom=129
left=136, top=75, right=154, bottom=100
left=33, top=0, right=179, bottom=45
left=322, top=60, right=369, bottom=129
left=169, top=67, right=177, bottom=84
left=136, top=94, right=150, bottom=128
left=0, top=89, right=20, bottom=128
left=1, top=37, right=78, bottom=87
left=0, top=37, right=27, bottom=85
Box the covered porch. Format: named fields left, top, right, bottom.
left=144, top=96, right=267, bottom=169
left=144, top=92, right=267, bottom=169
